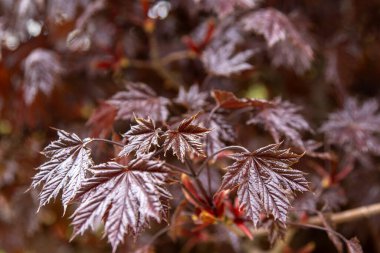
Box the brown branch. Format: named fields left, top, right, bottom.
left=128, top=59, right=152, bottom=69
left=308, top=203, right=380, bottom=225
left=160, top=50, right=197, bottom=65
left=148, top=33, right=183, bottom=89
left=253, top=202, right=380, bottom=236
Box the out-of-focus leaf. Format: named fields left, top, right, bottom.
left=205, top=112, right=236, bottom=155
left=48, top=0, right=78, bottom=23
left=175, top=85, right=208, bottom=111
left=23, top=48, right=62, bottom=105
left=347, top=237, right=363, bottom=253
left=320, top=98, right=380, bottom=159
left=108, top=82, right=170, bottom=122
left=202, top=41, right=254, bottom=77
left=212, top=89, right=272, bottom=109
left=242, top=8, right=314, bottom=74
left=247, top=98, right=312, bottom=148
left=86, top=101, right=117, bottom=138
left=66, top=29, right=91, bottom=52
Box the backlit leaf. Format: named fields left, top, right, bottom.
left=212, top=89, right=273, bottom=109
left=175, top=85, right=209, bottom=111
left=23, top=48, right=62, bottom=105
left=31, top=130, right=93, bottom=212
left=202, top=41, right=254, bottom=77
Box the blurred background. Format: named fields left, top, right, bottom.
left=1, top=0, right=380, bottom=252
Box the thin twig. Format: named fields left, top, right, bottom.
left=148, top=33, right=182, bottom=89
left=128, top=59, right=152, bottom=69
left=164, top=162, right=191, bottom=176
left=307, top=202, right=380, bottom=225
left=160, top=50, right=196, bottom=65
left=196, top=145, right=250, bottom=176
left=252, top=202, right=380, bottom=236
left=185, top=158, right=212, bottom=206
left=88, top=138, right=124, bottom=147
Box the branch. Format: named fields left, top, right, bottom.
left=252, top=202, right=380, bottom=236
left=88, top=138, right=124, bottom=147
left=307, top=202, right=380, bottom=225
left=160, top=50, right=197, bottom=65
left=148, top=33, right=182, bottom=89
left=196, top=145, right=250, bottom=176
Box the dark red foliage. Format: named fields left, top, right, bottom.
left=220, top=143, right=308, bottom=226
left=1, top=0, right=380, bottom=253
left=163, top=114, right=210, bottom=162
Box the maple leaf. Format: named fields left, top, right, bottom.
left=320, top=98, right=380, bottom=158
left=86, top=101, right=117, bottom=138
left=163, top=114, right=211, bottom=162
left=30, top=129, right=93, bottom=212
left=205, top=112, right=236, bottom=155
left=119, top=117, right=161, bottom=157
left=108, top=82, right=170, bottom=122
left=324, top=35, right=360, bottom=88
left=212, top=89, right=273, bottom=109
left=23, top=48, right=62, bottom=105
left=242, top=8, right=314, bottom=74
left=71, top=157, right=171, bottom=252
left=175, top=85, right=209, bottom=111
left=220, top=143, right=308, bottom=226
left=247, top=98, right=312, bottom=148
left=202, top=41, right=254, bottom=77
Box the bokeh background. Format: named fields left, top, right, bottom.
left=1, top=0, right=380, bottom=252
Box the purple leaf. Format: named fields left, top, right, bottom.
left=71, top=157, right=171, bottom=252
left=31, top=129, right=93, bottom=212
left=247, top=98, right=312, bottom=148
left=108, top=82, right=170, bottom=122
left=212, top=89, right=273, bottom=109
left=175, top=85, right=209, bottom=111
left=320, top=98, right=380, bottom=158
left=220, top=143, right=308, bottom=226
left=242, top=8, right=314, bottom=74
left=202, top=41, right=254, bottom=77
left=23, top=48, right=62, bottom=105
left=163, top=114, right=210, bottom=162
left=205, top=112, right=236, bottom=155
left=119, top=117, right=161, bottom=157
left=347, top=237, right=363, bottom=253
